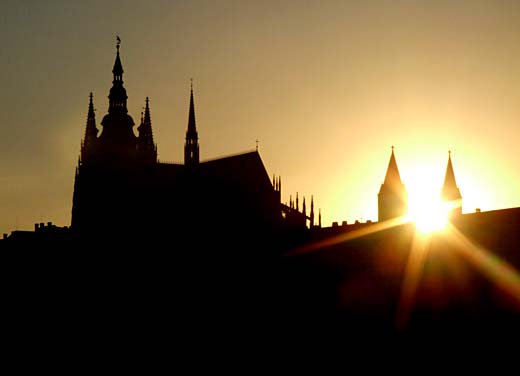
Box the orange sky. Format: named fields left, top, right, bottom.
left=2, top=1, right=520, bottom=235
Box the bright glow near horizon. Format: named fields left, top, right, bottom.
left=406, top=167, right=449, bottom=233
left=408, top=197, right=449, bottom=233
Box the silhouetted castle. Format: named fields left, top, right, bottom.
left=70, top=42, right=311, bottom=245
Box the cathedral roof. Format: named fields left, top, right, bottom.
left=199, top=151, right=273, bottom=192
left=155, top=151, right=272, bottom=192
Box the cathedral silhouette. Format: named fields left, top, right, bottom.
left=68, top=41, right=311, bottom=248
left=3, top=41, right=520, bottom=342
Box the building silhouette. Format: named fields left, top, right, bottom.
left=378, top=147, right=408, bottom=222
left=70, top=42, right=308, bottom=245
left=3, top=41, right=520, bottom=343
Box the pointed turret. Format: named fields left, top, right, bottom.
left=184, top=80, right=200, bottom=166
left=81, top=93, right=98, bottom=162
left=310, top=195, right=315, bottom=228
left=137, top=97, right=157, bottom=163
left=302, top=197, right=306, bottom=216
left=378, top=146, right=408, bottom=222
left=84, top=93, right=98, bottom=146
left=441, top=151, right=462, bottom=216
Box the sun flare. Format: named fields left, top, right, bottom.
left=406, top=173, right=451, bottom=233
left=409, top=200, right=449, bottom=233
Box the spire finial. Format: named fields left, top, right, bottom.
left=391, top=145, right=394, bottom=153
left=449, top=149, right=451, bottom=157
left=116, top=35, right=121, bottom=52
left=190, top=77, right=193, bottom=92
left=256, top=139, right=259, bottom=151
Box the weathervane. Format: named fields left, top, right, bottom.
left=116, top=35, right=121, bottom=51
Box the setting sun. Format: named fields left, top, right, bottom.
left=405, top=168, right=452, bottom=233
left=408, top=197, right=449, bottom=233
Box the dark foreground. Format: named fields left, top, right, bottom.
left=2, top=215, right=520, bottom=355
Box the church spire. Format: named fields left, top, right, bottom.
left=81, top=92, right=98, bottom=162
left=184, top=79, right=200, bottom=166
left=108, top=36, right=128, bottom=114
left=383, top=146, right=403, bottom=186
left=113, top=36, right=123, bottom=81
left=378, top=146, right=407, bottom=222
left=84, top=92, right=98, bottom=145
left=441, top=151, right=462, bottom=216
left=137, top=97, right=157, bottom=163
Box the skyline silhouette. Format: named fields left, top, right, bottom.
left=4, top=2, right=520, bottom=235
left=4, top=4, right=520, bottom=343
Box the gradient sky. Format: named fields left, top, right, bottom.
left=2, top=0, right=520, bottom=235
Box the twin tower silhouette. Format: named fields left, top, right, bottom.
left=378, top=147, right=462, bottom=222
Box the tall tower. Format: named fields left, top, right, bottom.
left=137, top=97, right=157, bottom=164
left=72, top=38, right=138, bottom=232
left=441, top=151, right=462, bottom=217
left=184, top=80, right=200, bottom=166
left=98, top=38, right=136, bottom=150
left=378, top=147, right=407, bottom=222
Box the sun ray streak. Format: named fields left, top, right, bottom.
left=285, top=216, right=409, bottom=257
left=395, top=232, right=432, bottom=330
left=444, top=223, right=520, bottom=305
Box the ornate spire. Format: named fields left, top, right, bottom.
left=187, top=79, right=197, bottom=139
left=137, top=97, right=157, bottom=163
left=184, top=79, right=200, bottom=166
left=85, top=93, right=98, bottom=142
left=113, top=36, right=123, bottom=80
left=108, top=37, right=128, bottom=114
left=442, top=151, right=462, bottom=215
left=81, top=92, right=98, bottom=161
